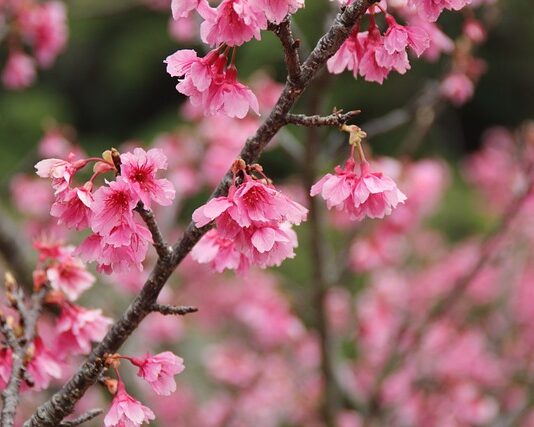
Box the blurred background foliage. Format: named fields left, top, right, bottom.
left=0, top=0, right=532, bottom=238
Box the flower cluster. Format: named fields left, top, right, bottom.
left=328, top=11, right=430, bottom=84
left=1, top=0, right=68, bottom=90
left=166, top=0, right=303, bottom=117
left=104, top=352, right=184, bottom=427
left=191, top=161, right=308, bottom=272
left=165, top=48, right=260, bottom=119
left=0, top=241, right=111, bottom=394
left=35, top=147, right=175, bottom=273
left=311, top=127, right=406, bottom=221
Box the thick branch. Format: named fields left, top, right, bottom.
left=24, top=2, right=375, bottom=425
left=150, top=304, right=198, bottom=316
left=286, top=110, right=360, bottom=128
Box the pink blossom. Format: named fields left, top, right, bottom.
left=440, top=72, right=474, bottom=106
left=171, top=0, right=210, bottom=19
left=21, top=1, right=68, bottom=67
left=90, top=178, right=140, bottom=246
left=383, top=16, right=430, bottom=57
left=27, top=338, right=62, bottom=391
left=120, top=147, right=175, bottom=207
left=191, top=229, right=249, bottom=272
left=1, top=51, right=36, bottom=90
left=46, top=248, right=95, bottom=300
left=202, top=65, right=260, bottom=118
left=0, top=348, right=12, bottom=390
left=463, top=18, right=487, bottom=44
left=327, top=28, right=362, bottom=76
left=55, top=303, right=112, bottom=355
left=50, top=183, right=93, bottom=230
left=10, top=175, right=53, bottom=217
left=311, top=157, right=406, bottom=221
left=250, top=0, right=304, bottom=24
left=192, top=171, right=307, bottom=271
left=130, top=352, right=185, bottom=396
left=358, top=29, right=390, bottom=84
left=77, top=224, right=151, bottom=274
left=200, top=0, right=267, bottom=47
left=204, top=342, right=259, bottom=387
left=104, top=381, right=155, bottom=427
left=35, top=156, right=83, bottom=195
left=409, top=0, right=472, bottom=22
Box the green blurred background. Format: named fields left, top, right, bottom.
left=0, top=0, right=532, bottom=183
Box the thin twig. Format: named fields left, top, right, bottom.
left=150, top=304, right=198, bottom=316
left=24, top=3, right=376, bottom=425
left=134, top=203, right=172, bottom=259
left=58, top=409, right=103, bottom=427
left=1, top=285, right=48, bottom=427
left=269, top=18, right=302, bottom=85
left=286, top=110, right=361, bottom=128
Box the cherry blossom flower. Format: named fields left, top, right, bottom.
left=90, top=178, right=140, bottom=247
left=202, top=65, right=260, bottom=119
left=46, top=247, right=96, bottom=300
left=358, top=28, right=390, bottom=84
left=1, top=51, right=36, bottom=90
left=383, top=15, right=430, bottom=57
left=21, top=1, right=68, bottom=67
left=55, top=303, right=112, bottom=355
left=35, top=156, right=86, bottom=195
left=192, top=166, right=307, bottom=271
left=409, top=0, right=472, bottom=22
left=191, top=229, right=249, bottom=273
left=0, top=348, right=12, bottom=390
left=50, top=183, right=93, bottom=230
left=129, top=352, right=185, bottom=396
left=26, top=338, right=62, bottom=391
left=250, top=0, right=305, bottom=24
left=200, top=0, right=267, bottom=47
left=311, top=156, right=406, bottom=221
left=171, top=0, right=210, bottom=19
left=77, top=224, right=151, bottom=274
left=327, top=28, right=363, bottom=77
left=120, top=148, right=175, bottom=208
left=440, top=72, right=474, bottom=106
left=104, top=380, right=155, bottom=427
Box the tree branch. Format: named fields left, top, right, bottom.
left=150, top=304, right=198, bottom=316
left=286, top=110, right=361, bottom=128
left=134, top=203, right=172, bottom=260
left=1, top=285, right=48, bottom=427
left=59, top=409, right=103, bottom=427
left=269, top=18, right=302, bottom=85
left=24, top=2, right=375, bottom=425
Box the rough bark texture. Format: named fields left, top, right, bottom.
left=23, top=2, right=375, bottom=425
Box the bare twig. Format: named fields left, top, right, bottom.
left=58, top=409, right=103, bottom=427
left=286, top=110, right=361, bottom=128
left=24, top=2, right=376, bottom=425
left=134, top=203, right=172, bottom=259
left=1, top=285, right=48, bottom=427
left=269, top=18, right=302, bottom=85
left=150, top=304, right=198, bottom=316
